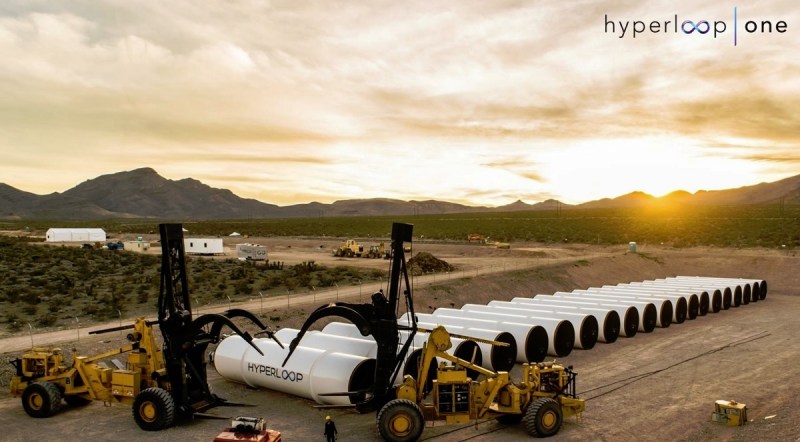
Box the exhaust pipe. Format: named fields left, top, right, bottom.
left=214, top=335, right=376, bottom=406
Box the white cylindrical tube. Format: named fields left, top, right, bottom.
left=575, top=289, right=680, bottom=326
left=274, top=328, right=378, bottom=358
left=322, top=321, right=368, bottom=338
left=417, top=310, right=573, bottom=358
left=664, top=277, right=750, bottom=305
left=563, top=291, right=672, bottom=329
left=214, top=335, right=375, bottom=406
left=585, top=287, right=686, bottom=324
left=601, top=286, right=693, bottom=322
left=626, top=282, right=707, bottom=317
left=672, top=276, right=766, bottom=301
left=407, top=313, right=517, bottom=371
left=519, top=296, right=654, bottom=334
left=462, top=304, right=601, bottom=350
left=513, top=296, right=637, bottom=338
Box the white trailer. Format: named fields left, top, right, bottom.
left=184, top=238, right=224, bottom=255
left=236, top=243, right=267, bottom=261
left=46, top=228, right=106, bottom=242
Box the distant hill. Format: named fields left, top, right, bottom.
left=1, top=168, right=798, bottom=220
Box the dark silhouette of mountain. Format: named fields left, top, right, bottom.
left=1, top=168, right=798, bottom=220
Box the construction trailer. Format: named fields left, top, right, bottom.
left=45, top=228, right=106, bottom=243
left=236, top=243, right=267, bottom=261
left=184, top=238, right=224, bottom=255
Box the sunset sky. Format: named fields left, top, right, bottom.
left=1, top=1, right=798, bottom=206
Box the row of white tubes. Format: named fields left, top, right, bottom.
left=213, top=275, right=767, bottom=405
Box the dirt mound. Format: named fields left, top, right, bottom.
left=407, top=252, right=454, bottom=275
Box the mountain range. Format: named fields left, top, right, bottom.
left=1, top=168, right=798, bottom=220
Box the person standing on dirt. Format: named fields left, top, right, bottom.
left=324, top=415, right=338, bottom=441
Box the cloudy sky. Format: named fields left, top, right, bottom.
left=1, top=1, right=798, bottom=206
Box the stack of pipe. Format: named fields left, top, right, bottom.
left=213, top=275, right=766, bottom=406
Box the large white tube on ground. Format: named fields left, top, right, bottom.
left=399, top=313, right=516, bottom=371
left=214, top=335, right=375, bottom=406
left=275, top=328, right=378, bottom=357
left=322, top=321, right=368, bottom=338
left=669, top=276, right=761, bottom=304
left=500, top=298, right=624, bottom=344
left=663, top=277, right=751, bottom=304
left=505, top=297, right=634, bottom=340
left=601, top=286, right=692, bottom=322
left=585, top=288, right=683, bottom=324
left=466, top=303, right=605, bottom=348
left=648, top=284, right=722, bottom=313
left=522, top=295, right=654, bottom=334
left=565, top=291, right=673, bottom=328
left=421, top=308, right=573, bottom=357
left=628, top=282, right=708, bottom=317
left=422, top=309, right=546, bottom=362
left=318, top=322, right=477, bottom=381
left=613, top=284, right=701, bottom=319
left=413, top=321, right=484, bottom=380
left=672, top=276, right=766, bottom=301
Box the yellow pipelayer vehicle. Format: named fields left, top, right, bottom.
left=377, top=326, right=585, bottom=441
left=9, top=317, right=164, bottom=418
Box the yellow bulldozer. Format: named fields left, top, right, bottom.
left=9, top=317, right=164, bottom=418
left=333, top=239, right=364, bottom=257
left=377, top=326, right=585, bottom=441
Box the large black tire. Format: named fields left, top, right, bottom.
left=377, top=399, right=425, bottom=442
left=133, top=387, right=175, bottom=431
left=496, top=413, right=524, bottom=425
left=524, top=397, right=562, bottom=437
left=64, top=395, right=93, bottom=407
left=22, top=381, right=62, bottom=418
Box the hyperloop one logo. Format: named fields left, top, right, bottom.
left=604, top=7, right=789, bottom=46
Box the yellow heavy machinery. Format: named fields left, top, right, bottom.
left=363, top=243, right=390, bottom=259
left=9, top=317, right=164, bottom=418
left=377, top=326, right=585, bottom=441
left=333, top=239, right=364, bottom=257
left=711, top=400, right=747, bottom=426
left=10, top=224, right=278, bottom=431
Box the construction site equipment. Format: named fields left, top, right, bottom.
left=213, top=416, right=282, bottom=442
left=284, top=222, right=417, bottom=413
left=333, top=239, right=364, bottom=257
left=377, top=325, right=585, bottom=441
left=129, top=223, right=281, bottom=431
left=711, top=400, right=747, bottom=426
left=363, top=243, right=390, bottom=259
left=10, top=224, right=281, bottom=431
left=467, top=234, right=485, bottom=243
left=9, top=317, right=164, bottom=418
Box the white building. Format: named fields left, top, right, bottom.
left=46, top=228, right=106, bottom=242
left=184, top=238, right=224, bottom=255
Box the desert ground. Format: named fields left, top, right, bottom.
left=1, top=238, right=799, bottom=441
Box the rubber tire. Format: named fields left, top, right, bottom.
left=377, top=399, right=425, bottom=442
left=525, top=397, right=562, bottom=437
left=64, top=395, right=93, bottom=407
left=496, top=413, right=524, bottom=425
left=133, top=387, right=175, bottom=431
left=22, top=381, right=62, bottom=418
